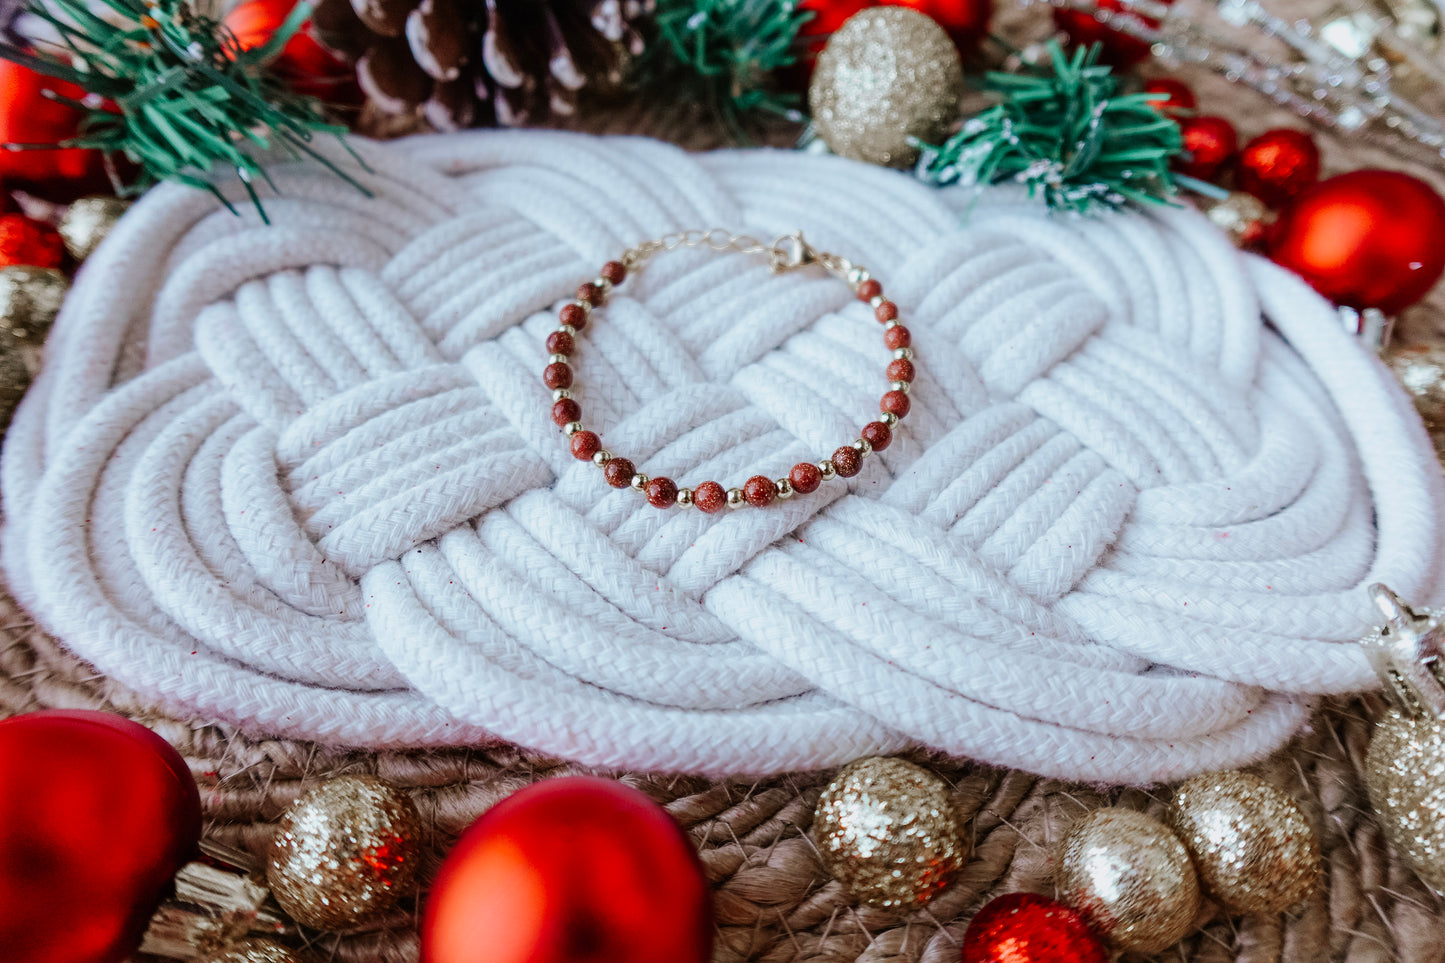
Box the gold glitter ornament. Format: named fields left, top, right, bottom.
left=1384, top=341, right=1445, bottom=435
left=808, top=7, right=965, bottom=168
left=1056, top=808, right=1200, bottom=954
left=1165, top=771, right=1321, bottom=914
left=267, top=775, right=422, bottom=931
left=58, top=196, right=130, bottom=262
left=812, top=756, right=966, bottom=907
left=1205, top=191, right=1272, bottom=246
left=1361, top=584, right=1445, bottom=895
left=198, top=938, right=302, bottom=963
left=0, top=266, right=68, bottom=343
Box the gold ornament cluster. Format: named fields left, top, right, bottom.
left=1366, top=707, right=1445, bottom=893
left=808, top=7, right=964, bottom=168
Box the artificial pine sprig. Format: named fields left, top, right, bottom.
left=916, top=41, right=1183, bottom=214
left=0, top=0, right=367, bottom=221
left=632, top=0, right=813, bottom=140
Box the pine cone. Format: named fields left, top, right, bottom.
left=315, top=0, right=651, bottom=130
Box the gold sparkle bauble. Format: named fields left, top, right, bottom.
left=1383, top=341, right=1445, bottom=433
left=1056, top=808, right=1201, bottom=954
left=1205, top=191, right=1272, bottom=246
left=267, top=775, right=422, bottom=931
left=812, top=756, right=965, bottom=907
left=808, top=7, right=964, bottom=168
left=198, top=938, right=302, bottom=963
left=0, top=266, right=69, bottom=343
left=1366, top=708, right=1445, bottom=894
left=58, top=196, right=130, bottom=262
left=1165, top=771, right=1321, bottom=914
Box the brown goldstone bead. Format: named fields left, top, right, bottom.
left=789, top=462, right=822, bottom=494
left=743, top=475, right=776, bottom=507
left=857, top=279, right=882, bottom=302
left=600, top=261, right=627, bottom=285
left=881, top=390, right=911, bottom=419
left=577, top=281, right=605, bottom=305
left=645, top=476, right=679, bottom=508
left=543, top=363, right=573, bottom=390
left=884, top=326, right=911, bottom=350
left=551, top=398, right=581, bottom=427
left=861, top=421, right=892, bottom=451
left=546, top=330, right=575, bottom=356
left=875, top=300, right=898, bottom=323
left=604, top=457, right=635, bottom=488
left=694, top=481, right=726, bottom=513
left=832, top=445, right=862, bottom=477
left=559, top=303, right=588, bottom=330
left=570, top=430, right=601, bottom=461
left=886, top=358, right=915, bottom=383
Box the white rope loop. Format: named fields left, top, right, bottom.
left=3, top=130, right=1441, bottom=782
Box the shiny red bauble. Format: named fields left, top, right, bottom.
left=223, top=0, right=358, bottom=102
left=962, top=893, right=1110, bottom=963
left=1054, top=0, right=1175, bottom=67
left=882, top=0, right=994, bottom=52
left=1142, top=77, right=1194, bottom=116
left=0, top=60, right=107, bottom=200
left=0, top=710, right=202, bottom=963
left=1237, top=128, right=1320, bottom=208
left=1174, top=114, right=1237, bottom=181
left=1269, top=169, right=1445, bottom=314
left=421, top=776, right=713, bottom=963
left=0, top=214, right=65, bottom=269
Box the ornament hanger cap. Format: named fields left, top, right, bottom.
left=1362, top=583, right=1445, bottom=719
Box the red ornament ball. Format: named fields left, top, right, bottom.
left=1174, top=115, right=1237, bottom=181
left=0, top=61, right=107, bottom=200
left=0, top=710, right=202, bottom=963
left=962, top=893, right=1110, bottom=963
left=0, top=215, right=65, bottom=269
left=1269, top=169, right=1445, bottom=314
left=1237, top=128, right=1320, bottom=208
left=881, top=0, right=994, bottom=52
left=223, top=0, right=358, bottom=102
left=1142, top=77, right=1195, bottom=116
left=1054, top=0, right=1176, bottom=67
left=422, top=776, right=713, bottom=963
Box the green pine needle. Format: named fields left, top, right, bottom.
left=915, top=42, right=1183, bottom=214
left=1, top=0, right=369, bottom=222
left=631, top=0, right=812, bottom=141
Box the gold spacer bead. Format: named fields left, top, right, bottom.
left=818, top=459, right=837, bottom=480
left=593, top=277, right=612, bottom=293
left=558, top=324, right=577, bottom=337
left=548, top=353, right=569, bottom=365
left=726, top=488, right=746, bottom=509
left=552, top=388, right=572, bottom=402
left=563, top=421, right=584, bottom=436
left=630, top=474, right=649, bottom=491
left=892, top=381, right=910, bottom=394
left=893, top=347, right=913, bottom=361
left=869, top=295, right=885, bottom=309
left=884, top=318, right=902, bottom=330
left=881, top=411, right=899, bottom=427
left=775, top=478, right=794, bottom=499
left=854, top=438, right=871, bottom=455
left=676, top=488, right=694, bottom=507
left=592, top=450, right=611, bottom=466
left=572, top=299, right=593, bottom=315
left=847, top=266, right=870, bottom=286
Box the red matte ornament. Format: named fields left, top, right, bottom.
left=1237, top=128, right=1320, bottom=208
left=0, top=60, right=107, bottom=200
left=1053, top=0, right=1175, bottom=67
left=0, top=710, right=202, bottom=963
left=1268, top=168, right=1445, bottom=314
left=881, top=0, right=994, bottom=52
left=962, top=892, right=1110, bottom=963
left=224, top=0, right=359, bottom=102
left=421, top=776, right=713, bottom=963
left=1174, top=115, right=1237, bottom=181
left=0, top=214, right=65, bottom=269
left=1142, top=77, right=1194, bottom=116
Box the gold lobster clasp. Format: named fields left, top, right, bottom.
left=1364, top=583, right=1445, bottom=720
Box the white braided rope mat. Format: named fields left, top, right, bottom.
left=3, top=131, right=1443, bottom=791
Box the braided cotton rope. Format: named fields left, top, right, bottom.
left=3, top=130, right=1441, bottom=783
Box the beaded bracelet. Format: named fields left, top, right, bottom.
left=544, top=229, right=915, bottom=511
